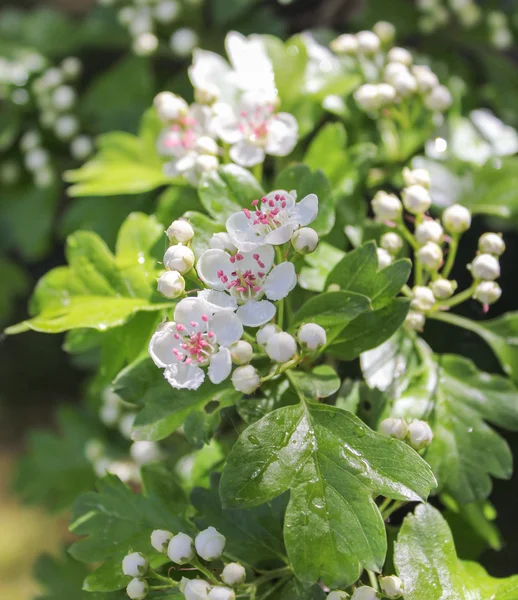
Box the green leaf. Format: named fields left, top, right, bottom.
left=393, top=350, right=518, bottom=504
left=198, top=164, right=265, bottom=223
left=220, top=399, right=436, bottom=587
left=292, top=290, right=371, bottom=331
left=287, top=365, right=340, bottom=400
left=69, top=466, right=188, bottom=591
left=299, top=241, right=345, bottom=292
left=182, top=211, right=225, bottom=259
left=303, top=123, right=348, bottom=185
left=113, top=357, right=242, bottom=441
left=271, top=578, right=326, bottom=600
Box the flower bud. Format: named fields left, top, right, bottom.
left=371, top=191, right=402, bottom=222
left=402, top=185, right=431, bottom=214
left=154, top=92, right=188, bottom=122
left=168, top=532, right=195, bottom=564
left=379, top=575, right=404, bottom=599
left=378, top=83, right=397, bottom=106
left=417, top=242, right=443, bottom=271
left=52, top=85, right=76, bottom=111
left=85, top=439, right=104, bottom=462
left=387, top=47, right=413, bottom=66
left=209, top=232, right=237, bottom=253
left=392, top=71, right=418, bottom=97
left=328, top=592, right=349, bottom=600
left=410, top=286, right=435, bottom=311
left=373, top=21, right=395, bottom=44
left=24, top=147, right=49, bottom=172
left=297, top=323, right=327, bottom=351
left=163, top=244, right=195, bottom=274
left=266, top=332, right=297, bottom=363
left=170, top=27, right=198, bottom=57
left=470, top=253, right=500, bottom=281
left=54, top=114, right=80, bottom=140
left=151, top=529, right=173, bottom=553
left=330, top=34, right=359, bottom=54
left=167, top=219, right=194, bottom=243
left=403, top=167, right=430, bottom=189
left=379, top=418, right=408, bottom=440
left=222, top=563, right=246, bottom=586
left=70, top=135, right=94, bottom=160
left=195, top=135, right=219, bottom=156
left=127, top=578, right=149, bottom=600
left=134, top=33, right=159, bottom=57
left=412, top=65, right=438, bottom=93
left=196, top=154, right=219, bottom=174
left=407, top=420, right=433, bottom=450
left=384, top=62, right=409, bottom=86
left=195, top=84, right=220, bottom=105
left=154, top=0, right=181, bottom=24
left=380, top=232, right=403, bottom=256
left=473, top=281, right=502, bottom=305
left=122, top=552, right=148, bottom=577
left=184, top=579, right=211, bottom=600
left=231, top=365, right=260, bottom=394
left=256, top=323, right=281, bottom=347
left=351, top=586, right=380, bottom=600
left=415, top=220, right=443, bottom=245
left=157, top=270, right=185, bottom=299
left=376, top=248, right=393, bottom=269
left=405, top=310, right=425, bottom=331
left=130, top=441, right=161, bottom=465
left=209, top=587, right=236, bottom=600
left=20, top=130, right=41, bottom=152
left=430, top=278, right=456, bottom=299
left=230, top=341, right=253, bottom=365
left=442, top=204, right=471, bottom=234
left=61, top=56, right=82, bottom=79
left=356, top=30, right=381, bottom=54
left=195, top=526, right=226, bottom=561
left=478, top=233, right=505, bottom=257
left=292, top=227, right=319, bottom=254
left=354, top=84, right=382, bottom=112
left=424, top=85, right=452, bottom=112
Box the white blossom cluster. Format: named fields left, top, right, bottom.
left=150, top=189, right=322, bottom=392
left=329, top=24, right=452, bottom=117
left=380, top=417, right=434, bottom=451
left=417, top=0, right=481, bottom=33
left=487, top=11, right=514, bottom=50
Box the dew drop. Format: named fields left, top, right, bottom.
left=248, top=434, right=260, bottom=446
left=467, top=427, right=473, bottom=433
left=354, top=425, right=366, bottom=437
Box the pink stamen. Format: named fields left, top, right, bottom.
left=176, top=324, right=185, bottom=332
left=251, top=199, right=259, bottom=206
left=201, top=314, right=209, bottom=322
left=230, top=256, right=236, bottom=264
left=243, top=208, right=251, bottom=219
left=190, top=321, right=198, bottom=328
left=208, top=332, right=214, bottom=338
left=236, top=253, right=244, bottom=260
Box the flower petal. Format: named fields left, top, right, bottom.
left=236, top=299, right=276, bottom=327
left=148, top=323, right=182, bottom=368
left=197, top=289, right=237, bottom=313
left=230, top=141, right=265, bottom=167
left=197, top=249, right=231, bottom=290
left=164, top=363, right=205, bottom=390
left=263, top=189, right=296, bottom=210
left=263, top=262, right=297, bottom=301
left=215, top=111, right=243, bottom=144
left=174, top=297, right=211, bottom=331
left=264, top=222, right=296, bottom=246
left=211, top=311, right=243, bottom=347
left=291, top=193, right=318, bottom=226
left=189, top=49, right=233, bottom=101
left=265, top=113, right=298, bottom=156
left=226, top=211, right=265, bottom=252
left=236, top=245, right=275, bottom=274
left=208, top=347, right=232, bottom=384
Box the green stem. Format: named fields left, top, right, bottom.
left=222, top=143, right=231, bottom=164
left=383, top=500, right=406, bottom=520
left=367, top=570, right=380, bottom=592
left=150, top=584, right=176, bottom=590
left=441, top=234, right=459, bottom=279
left=433, top=283, right=476, bottom=311
left=401, top=284, right=413, bottom=298
left=396, top=221, right=419, bottom=251
left=253, top=162, right=264, bottom=183
left=378, top=497, right=392, bottom=514
left=253, top=566, right=292, bottom=587
left=148, top=568, right=176, bottom=585
left=260, top=355, right=303, bottom=384
left=275, top=246, right=285, bottom=328
left=414, top=257, right=423, bottom=286
left=191, top=557, right=220, bottom=585
left=243, top=331, right=257, bottom=344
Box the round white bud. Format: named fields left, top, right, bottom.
left=70, top=135, right=94, bottom=160
left=373, top=21, right=396, bottom=44
left=52, top=85, right=76, bottom=111
left=407, top=420, right=433, bottom=450
left=330, top=34, right=359, bottom=54
left=151, top=529, right=173, bottom=553
left=405, top=310, right=426, bottom=331
left=424, top=85, right=453, bottom=112
left=387, top=47, right=413, bottom=66
left=168, top=532, right=195, bottom=564
left=42, top=67, right=63, bottom=88
left=415, top=220, right=443, bottom=245
left=195, top=84, right=220, bottom=105
left=430, top=278, right=456, bottom=299
left=195, top=527, right=226, bottom=561
left=379, top=418, right=408, bottom=440
left=34, top=168, right=55, bottom=188
left=417, top=242, right=443, bottom=271
left=297, top=323, right=327, bottom=351
left=377, top=248, right=393, bottom=269
left=256, top=323, right=281, bottom=347
left=403, top=184, right=431, bottom=214
left=20, top=130, right=41, bottom=152
left=122, top=552, right=149, bottom=577
left=134, top=33, right=159, bottom=57
left=129, top=10, right=153, bottom=36
left=378, top=83, right=396, bottom=105
left=266, top=332, right=297, bottom=363
left=354, top=84, right=382, bottom=112
left=127, top=578, right=149, bottom=600
left=118, top=6, right=136, bottom=25
left=154, top=92, right=188, bottom=122
left=100, top=402, right=120, bottom=426
left=209, top=587, right=236, bottom=600
left=195, top=135, right=219, bottom=156
left=167, top=219, right=194, bottom=243
left=222, top=563, right=246, bottom=586
left=54, top=114, right=79, bottom=140
left=209, top=232, right=237, bottom=253
left=327, top=592, right=349, bottom=600
left=292, top=227, right=319, bottom=253
left=380, top=232, right=403, bottom=255
left=402, top=167, right=430, bottom=189
left=184, top=579, right=211, bottom=600
left=231, top=365, right=260, bottom=394
left=473, top=281, right=502, bottom=305
left=371, top=191, right=402, bottom=222
left=61, top=57, right=82, bottom=79
left=154, top=0, right=181, bottom=23
left=163, top=244, right=195, bottom=274
left=392, top=71, right=418, bottom=97
left=379, top=575, right=404, bottom=599
left=442, top=204, right=471, bottom=234
left=384, top=62, right=409, bottom=85
left=356, top=30, right=381, bottom=54
left=470, top=253, right=500, bottom=281
left=119, top=413, right=136, bottom=439
left=84, top=439, right=104, bottom=462
left=195, top=154, right=219, bottom=174
left=230, top=341, right=253, bottom=365
left=24, top=147, right=49, bottom=172
left=478, top=233, right=505, bottom=257
left=351, top=586, right=380, bottom=600
left=157, top=270, right=185, bottom=299
left=411, top=286, right=436, bottom=311
left=170, top=28, right=198, bottom=57
left=412, top=65, right=439, bottom=93
left=130, top=441, right=161, bottom=465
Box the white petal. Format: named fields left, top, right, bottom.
left=236, top=299, right=276, bottom=327
left=148, top=324, right=182, bottom=368
left=208, top=347, right=232, bottom=384
left=236, top=245, right=275, bottom=274
left=174, top=297, right=210, bottom=330
left=226, top=211, right=265, bottom=252
left=189, top=49, right=231, bottom=92
left=211, top=311, right=243, bottom=347
left=265, top=113, right=298, bottom=156
left=264, top=222, right=296, bottom=245
left=216, top=112, right=243, bottom=144
left=263, top=262, right=297, bottom=301
left=197, top=289, right=237, bottom=313
left=291, top=193, right=319, bottom=226
left=230, top=141, right=265, bottom=167
left=196, top=249, right=231, bottom=290
left=164, top=363, right=205, bottom=390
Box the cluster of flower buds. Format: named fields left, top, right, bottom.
left=99, top=0, right=199, bottom=57
left=330, top=24, right=452, bottom=117
left=380, top=417, right=434, bottom=451
left=470, top=232, right=505, bottom=309
left=98, top=387, right=138, bottom=438
left=156, top=218, right=196, bottom=298
left=488, top=11, right=514, bottom=50
left=417, top=0, right=481, bottom=33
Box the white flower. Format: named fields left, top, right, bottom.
left=184, top=579, right=211, bottom=600
left=379, top=575, right=404, bottom=599
left=157, top=270, right=185, bottom=299
left=154, top=0, right=180, bottom=23
left=52, top=85, right=76, bottom=111
left=130, top=441, right=161, bottom=465
left=195, top=527, right=226, bottom=561
left=122, top=553, right=148, bottom=577
left=473, top=281, right=502, bottom=305
left=405, top=310, right=425, bottom=331
left=402, top=185, right=431, bottom=214
left=20, top=130, right=41, bottom=152
left=266, top=332, right=297, bottom=363
left=351, top=586, right=380, bottom=600
left=24, top=147, right=49, bottom=172
left=442, top=204, right=471, bottom=233
left=402, top=167, right=430, bottom=188
left=167, top=219, right=194, bottom=243
left=221, top=563, right=246, bottom=586
left=356, top=30, right=381, bottom=54
left=168, top=532, right=195, bottom=564
left=376, top=248, right=392, bottom=269
left=430, top=278, right=456, bottom=299
left=197, top=245, right=296, bottom=326
left=411, top=286, right=435, bottom=311
left=230, top=340, right=253, bottom=365
left=328, top=590, right=350, bottom=600
left=61, top=56, right=82, bottom=79
left=231, top=365, right=260, bottom=394
left=292, top=227, right=319, bottom=254
left=424, top=85, right=452, bottom=112
left=354, top=84, right=382, bottom=112
left=415, top=220, right=443, bottom=245
left=209, top=232, right=237, bottom=253
left=298, top=323, right=326, bottom=350
left=417, top=242, right=443, bottom=271
left=154, top=92, right=189, bottom=123
left=170, top=28, right=198, bottom=56
left=470, top=254, right=500, bottom=281
left=195, top=84, right=220, bottom=105
left=412, top=65, right=438, bottom=93
left=54, top=114, right=79, bottom=140
left=163, top=244, right=195, bottom=274
left=70, top=135, right=93, bottom=160
left=388, top=47, right=413, bottom=66
left=371, top=191, right=402, bottom=222
left=256, top=323, right=280, bottom=346
left=380, top=418, right=408, bottom=440
left=151, top=529, right=173, bottom=553
left=84, top=439, right=104, bottom=462
left=407, top=420, right=433, bottom=450
left=209, top=587, right=236, bottom=600
left=127, top=578, right=149, bottom=600
left=380, top=232, right=403, bottom=255
left=373, top=21, right=396, bottom=44
left=119, top=413, right=136, bottom=439
left=478, top=232, right=505, bottom=256
left=330, top=33, right=359, bottom=54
